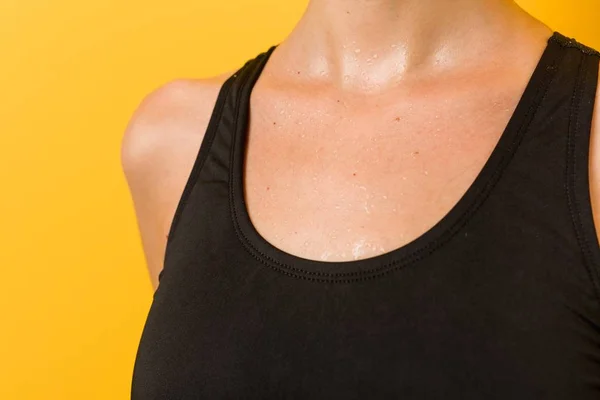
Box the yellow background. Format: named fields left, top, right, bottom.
left=2, top=1, right=599, bottom=399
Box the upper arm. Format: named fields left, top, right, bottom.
left=120, top=73, right=232, bottom=292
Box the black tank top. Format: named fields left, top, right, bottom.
left=131, top=31, right=600, bottom=399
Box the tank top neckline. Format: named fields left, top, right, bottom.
left=229, top=31, right=566, bottom=282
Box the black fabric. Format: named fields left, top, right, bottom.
left=131, top=31, right=600, bottom=399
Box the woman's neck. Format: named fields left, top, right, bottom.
left=273, top=0, right=551, bottom=89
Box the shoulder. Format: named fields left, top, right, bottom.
left=120, top=70, right=236, bottom=289
left=120, top=72, right=234, bottom=175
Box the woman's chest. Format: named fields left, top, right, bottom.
left=241, top=81, right=520, bottom=264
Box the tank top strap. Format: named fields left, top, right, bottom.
left=499, top=33, right=600, bottom=304
left=209, top=45, right=277, bottom=187
left=564, top=42, right=600, bottom=299
left=160, top=45, right=277, bottom=282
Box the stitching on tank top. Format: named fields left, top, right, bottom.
left=230, top=46, right=563, bottom=282
left=565, top=53, right=600, bottom=302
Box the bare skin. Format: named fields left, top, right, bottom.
left=121, top=0, right=600, bottom=292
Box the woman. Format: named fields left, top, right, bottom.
left=123, top=0, right=600, bottom=398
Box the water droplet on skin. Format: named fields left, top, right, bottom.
left=355, top=48, right=361, bottom=53
left=424, top=171, right=429, bottom=175
left=373, top=54, right=378, bottom=59
left=383, top=195, right=388, bottom=199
